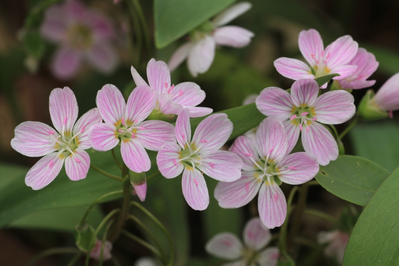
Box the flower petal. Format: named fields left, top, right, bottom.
left=213, top=26, right=254, bottom=48
left=256, top=87, right=294, bottom=120
left=185, top=107, right=213, bottom=118
left=89, top=123, right=119, bottom=151
left=40, top=5, right=67, bottom=42
left=121, top=139, right=151, bottom=173
left=329, top=65, right=358, bottom=80
left=86, top=43, right=118, bottom=74
left=258, top=247, right=279, bottom=266
left=298, top=29, right=324, bottom=68
left=133, top=182, right=147, bottom=202
left=214, top=171, right=261, bottom=208
left=302, top=122, right=338, bottom=166
left=146, top=59, right=171, bottom=94
left=175, top=108, right=191, bottom=148
left=348, top=48, right=379, bottom=81
left=125, top=85, right=157, bottom=124
left=255, top=118, right=288, bottom=163
left=168, top=42, right=191, bottom=72
left=88, top=11, right=115, bottom=40
left=274, top=57, right=314, bottom=81
left=157, top=94, right=184, bottom=115
left=278, top=152, right=319, bottom=185
left=130, top=65, right=149, bottom=87
left=73, top=108, right=102, bottom=150
left=283, top=120, right=300, bottom=155
left=212, top=2, right=252, bottom=26
left=205, top=233, right=243, bottom=260
left=258, top=182, right=287, bottom=229
left=51, top=47, right=82, bottom=80
left=243, top=217, right=271, bottom=250
left=25, top=153, right=65, bottom=190
left=324, top=35, right=358, bottom=70
left=374, top=73, right=399, bottom=111
left=96, top=84, right=126, bottom=125
left=187, top=36, right=215, bottom=77
left=290, top=79, right=319, bottom=107
left=136, top=120, right=175, bottom=151
left=65, top=149, right=90, bottom=181
left=198, top=150, right=243, bottom=182
left=182, top=168, right=209, bottom=210
left=230, top=135, right=258, bottom=171
left=170, top=82, right=205, bottom=109
left=192, top=113, right=232, bottom=153
left=11, top=121, right=57, bottom=157
left=156, top=142, right=184, bottom=179
left=49, top=86, right=78, bottom=133
left=313, top=90, right=355, bottom=124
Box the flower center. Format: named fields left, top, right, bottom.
left=66, top=23, right=93, bottom=50
left=50, top=130, right=81, bottom=159
left=310, top=51, right=331, bottom=77
left=178, top=143, right=202, bottom=169
left=115, top=118, right=143, bottom=142
left=290, top=106, right=317, bottom=132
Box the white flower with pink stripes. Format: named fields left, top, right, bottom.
left=256, top=79, right=355, bottom=166
left=215, top=117, right=319, bottom=228
left=11, top=87, right=102, bottom=190
left=157, top=109, right=243, bottom=210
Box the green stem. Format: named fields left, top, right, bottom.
left=90, top=164, right=123, bottom=182
left=329, top=124, right=340, bottom=141
left=304, top=209, right=337, bottom=223
left=339, top=116, right=358, bottom=139
left=128, top=0, right=142, bottom=64
left=294, top=237, right=323, bottom=251
left=66, top=253, right=82, bottom=266
left=279, top=186, right=298, bottom=254
left=26, top=247, right=80, bottom=266
left=146, top=170, right=160, bottom=181
left=99, top=221, right=114, bottom=266
left=122, top=229, right=162, bottom=257
left=307, top=180, right=320, bottom=187
left=111, top=149, right=122, bottom=170
left=132, top=0, right=151, bottom=58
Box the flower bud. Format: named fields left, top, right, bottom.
left=130, top=171, right=147, bottom=202
left=357, top=89, right=388, bottom=121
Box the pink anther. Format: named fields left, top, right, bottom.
left=172, top=159, right=179, bottom=166
left=200, top=140, right=208, bottom=143
left=274, top=192, right=278, bottom=202
left=134, top=119, right=138, bottom=123
left=74, top=157, right=81, bottom=163
left=325, top=52, right=331, bottom=59
left=48, top=130, right=55, bottom=135
left=311, top=53, right=315, bottom=59
left=288, top=166, right=296, bottom=170
left=306, top=127, right=310, bottom=132
left=290, top=115, right=297, bottom=120
left=164, top=82, right=168, bottom=88
left=267, top=148, right=274, bottom=155
left=81, top=126, right=86, bottom=133
left=245, top=182, right=249, bottom=192
left=167, top=84, right=174, bottom=93
left=121, top=118, right=125, bottom=125
left=312, top=117, right=317, bottom=121
left=299, top=124, right=303, bottom=131
left=132, top=133, right=136, bottom=138
left=118, top=129, right=123, bottom=133
left=48, top=160, right=54, bottom=168
left=63, top=117, right=67, bottom=125
left=177, top=90, right=184, bottom=97
left=301, top=112, right=308, bottom=116
left=193, top=178, right=199, bottom=186
left=244, top=153, right=253, bottom=157
left=209, top=162, right=215, bottom=169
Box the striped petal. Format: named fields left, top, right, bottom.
left=130, top=65, right=148, bottom=87
left=136, top=120, right=175, bottom=151
left=168, top=42, right=191, bottom=72
left=182, top=168, right=209, bottom=210
left=255, top=118, right=287, bottom=163
left=230, top=135, right=259, bottom=171
left=313, top=90, right=355, bottom=124
left=65, top=149, right=90, bottom=181
left=256, top=87, right=294, bottom=120
left=125, top=85, right=157, bottom=124
left=89, top=123, right=119, bottom=151
left=73, top=108, right=102, bottom=150
left=258, top=182, right=287, bottom=229
left=96, top=84, right=125, bottom=126
left=176, top=108, right=191, bottom=148
left=187, top=36, right=215, bottom=77
left=147, top=58, right=171, bottom=94
left=156, top=142, right=184, bottom=179
left=49, top=87, right=78, bottom=134
left=274, top=58, right=314, bottom=81
left=243, top=217, right=271, bottom=250
left=283, top=120, right=300, bottom=155
left=278, top=152, right=319, bottom=185
left=198, top=150, right=243, bottom=182
left=298, top=29, right=324, bottom=68
left=291, top=79, right=319, bottom=107
left=121, top=139, right=151, bottom=173
left=324, top=35, right=358, bottom=70
left=205, top=233, right=243, bottom=260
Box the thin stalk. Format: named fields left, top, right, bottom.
left=329, top=124, right=340, bottom=141
left=146, top=170, right=160, bottom=181
left=294, top=237, right=323, bottom=251
left=304, top=209, right=337, bottom=223
left=307, top=180, right=320, bottom=187
left=66, top=253, right=82, bottom=266
left=132, top=0, right=151, bottom=58
left=111, top=149, right=122, bottom=170
left=122, top=229, right=162, bottom=257
left=279, top=186, right=298, bottom=254
left=90, top=164, right=123, bottom=182
left=128, top=0, right=142, bottom=64
left=339, top=116, right=359, bottom=139
left=26, top=247, right=80, bottom=266
left=99, top=221, right=114, bottom=266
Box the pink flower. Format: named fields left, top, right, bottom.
left=206, top=217, right=279, bottom=266
left=373, top=73, right=399, bottom=113
left=89, top=84, right=175, bottom=174
left=338, top=48, right=379, bottom=90
left=131, top=59, right=212, bottom=118
left=317, top=230, right=349, bottom=264
left=89, top=239, right=113, bottom=261
left=256, top=79, right=355, bottom=166
left=274, top=29, right=358, bottom=87
left=11, top=87, right=102, bottom=190
left=40, top=0, right=118, bottom=79
left=156, top=109, right=243, bottom=210
left=215, top=117, right=319, bottom=228
left=168, top=2, right=254, bottom=77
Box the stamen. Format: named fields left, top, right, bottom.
left=118, top=129, right=123, bottom=133
left=310, top=53, right=315, bottom=59
left=306, top=127, right=310, bottom=132
left=301, top=112, right=308, bottom=116
left=290, top=114, right=297, bottom=120
left=267, top=148, right=274, bottom=156
left=209, top=162, right=215, bottom=169
left=245, top=182, right=249, bottom=192
left=299, top=124, right=303, bottom=131
left=325, top=52, right=331, bottom=59
left=321, top=51, right=324, bottom=57
left=178, top=90, right=184, bottom=97
left=164, top=82, right=168, bottom=88
left=63, top=117, right=67, bottom=125
left=167, top=84, right=174, bottom=93
left=193, top=178, right=199, bottom=186
left=134, top=119, right=138, bottom=123
left=132, top=133, right=136, bottom=138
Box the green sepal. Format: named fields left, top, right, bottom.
left=74, top=222, right=96, bottom=252
left=129, top=171, right=146, bottom=186
left=338, top=139, right=345, bottom=155
left=357, top=89, right=388, bottom=121
left=147, top=109, right=177, bottom=122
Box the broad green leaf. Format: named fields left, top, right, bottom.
left=315, top=155, right=389, bottom=206
left=343, top=166, right=399, bottom=265
left=350, top=121, right=399, bottom=172
left=154, top=0, right=235, bottom=48
left=363, top=44, right=399, bottom=76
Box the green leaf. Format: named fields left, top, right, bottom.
left=363, top=44, right=399, bottom=76
left=314, top=74, right=340, bottom=87
left=154, top=0, right=235, bottom=48
left=23, top=31, right=45, bottom=58
left=315, top=155, right=389, bottom=206
left=343, top=166, right=399, bottom=265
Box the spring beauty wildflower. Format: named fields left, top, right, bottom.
left=318, top=230, right=349, bottom=264
left=168, top=2, right=254, bottom=77
left=256, top=78, right=355, bottom=166
left=131, top=58, right=212, bottom=118
left=157, top=109, right=243, bottom=210
left=215, top=117, right=319, bottom=228
left=89, top=84, right=175, bottom=174
left=40, top=0, right=117, bottom=79
left=11, top=87, right=102, bottom=190
left=89, top=239, right=113, bottom=261
left=274, top=29, right=358, bottom=87
left=206, top=217, right=279, bottom=266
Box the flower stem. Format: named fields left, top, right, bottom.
left=111, top=148, right=122, bottom=170
left=304, top=209, right=337, bottom=223
left=26, top=247, right=81, bottom=266
left=90, top=164, right=123, bottom=182
left=122, top=229, right=162, bottom=257
left=132, top=0, right=151, bottom=59
left=127, top=0, right=142, bottom=64
left=99, top=221, right=113, bottom=266
left=339, top=116, right=358, bottom=139
left=279, top=186, right=298, bottom=255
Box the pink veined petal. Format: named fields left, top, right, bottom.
left=348, top=48, right=379, bottom=81
left=212, top=2, right=252, bottom=26
left=135, top=120, right=175, bottom=151
left=255, top=118, right=288, bottom=163
left=230, top=135, right=259, bottom=171
left=40, top=5, right=67, bottom=42
left=205, top=233, right=243, bottom=260
left=314, top=90, right=355, bottom=124
left=89, top=123, right=119, bottom=151
left=223, top=261, right=246, bottom=266
left=214, top=171, right=262, bottom=208
left=187, top=36, right=215, bottom=77
left=298, top=29, right=324, bottom=68
left=51, top=46, right=82, bottom=80
left=133, top=182, right=147, bottom=202
left=73, top=108, right=102, bottom=150
left=181, top=167, right=209, bottom=210
left=11, top=121, right=57, bottom=157
left=130, top=65, right=148, bottom=87
left=25, top=153, right=65, bottom=190
left=86, top=43, right=118, bottom=74
left=213, top=26, right=254, bottom=48
left=185, top=106, right=213, bottom=118
left=278, top=152, right=319, bottom=185
left=274, top=57, right=314, bottom=81
left=328, top=65, right=358, bottom=80
left=243, top=217, right=271, bottom=251
left=168, top=42, right=192, bottom=72
left=283, top=120, right=301, bottom=155
left=243, top=94, right=258, bottom=105
left=156, top=142, right=184, bottom=179
left=257, top=247, right=279, bottom=266
left=341, top=79, right=376, bottom=90
left=170, top=82, right=205, bottom=108
left=147, top=59, right=171, bottom=94
left=64, top=0, right=87, bottom=22
left=125, top=85, right=157, bottom=124
left=121, top=139, right=151, bottom=173
left=374, top=73, right=399, bottom=111
left=87, top=11, right=115, bottom=40
left=175, top=108, right=191, bottom=148
left=198, top=150, right=243, bottom=182
left=96, top=84, right=126, bottom=125
left=258, top=182, right=287, bottom=229
left=302, top=122, right=338, bottom=166
left=49, top=86, right=79, bottom=134
left=290, top=79, right=320, bottom=107
left=157, top=94, right=184, bottom=116
left=256, top=87, right=294, bottom=120
left=192, top=113, right=233, bottom=153
left=65, top=149, right=90, bottom=181
left=324, top=35, right=358, bottom=70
